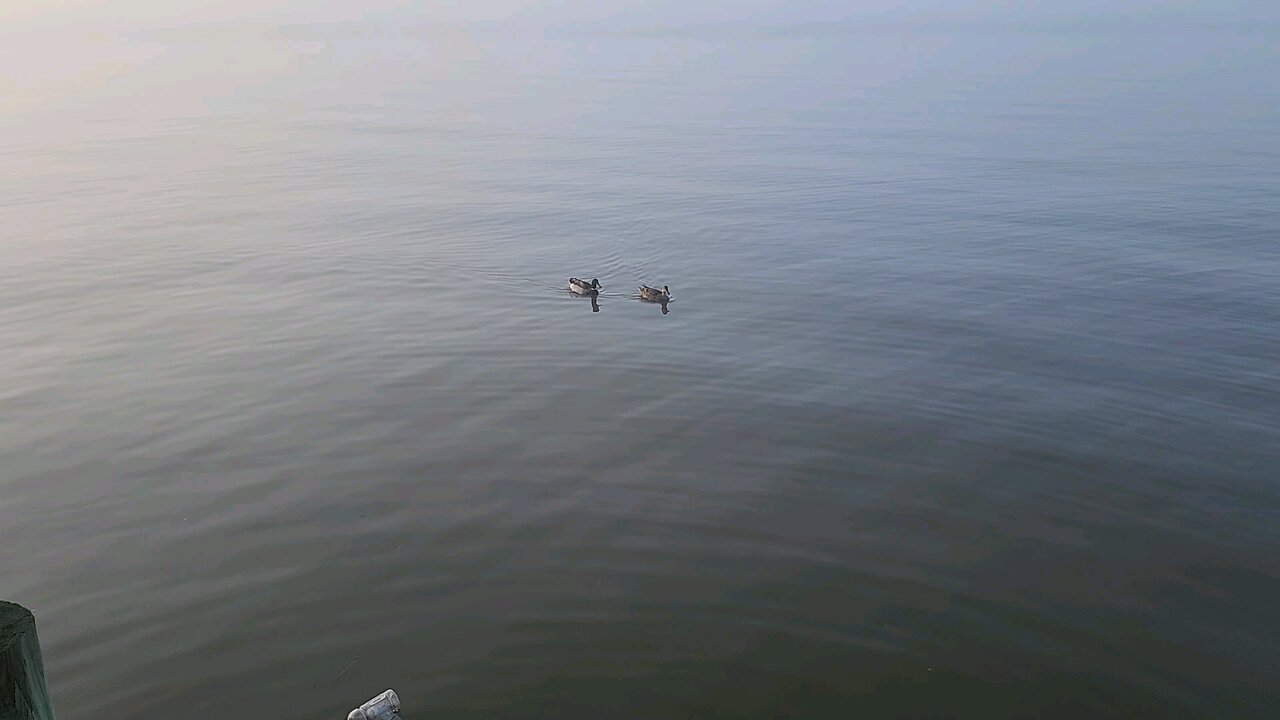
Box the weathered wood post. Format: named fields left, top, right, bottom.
left=0, top=602, right=56, bottom=720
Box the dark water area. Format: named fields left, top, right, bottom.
left=2, top=20, right=1279, bottom=719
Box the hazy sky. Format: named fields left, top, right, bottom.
left=4, top=0, right=1277, bottom=29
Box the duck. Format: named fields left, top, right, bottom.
left=568, top=277, right=602, bottom=294
left=638, top=285, right=670, bottom=302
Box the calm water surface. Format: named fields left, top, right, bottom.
left=2, top=21, right=1279, bottom=719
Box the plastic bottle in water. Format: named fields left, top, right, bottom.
left=347, top=689, right=400, bottom=720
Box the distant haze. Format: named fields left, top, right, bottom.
left=4, top=0, right=1279, bottom=29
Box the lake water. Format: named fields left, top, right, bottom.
left=2, top=19, right=1279, bottom=719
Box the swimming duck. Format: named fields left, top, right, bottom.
left=638, top=285, right=670, bottom=302
left=568, top=277, right=602, bottom=294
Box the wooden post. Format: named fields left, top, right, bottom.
left=0, top=602, right=56, bottom=720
